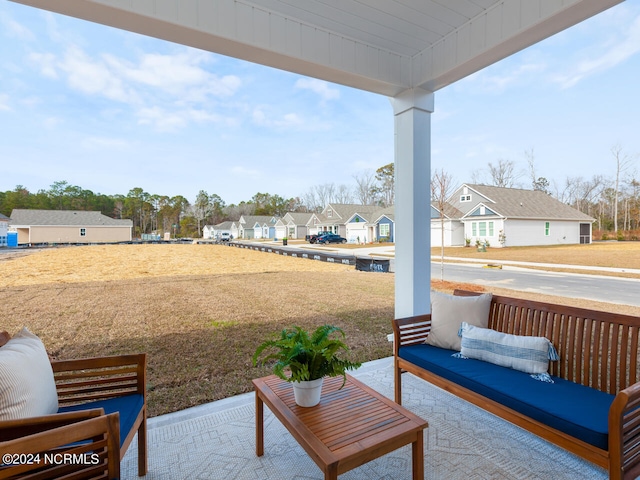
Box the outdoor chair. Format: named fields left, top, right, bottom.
left=0, top=409, right=121, bottom=479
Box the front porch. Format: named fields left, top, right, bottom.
left=121, top=357, right=606, bottom=479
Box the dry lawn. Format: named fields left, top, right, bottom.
left=1, top=243, right=638, bottom=417
left=433, top=242, right=640, bottom=270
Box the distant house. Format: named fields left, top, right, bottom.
left=450, top=184, right=595, bottom=247
left=0, top=213, right=8, bottom=247
left=316, top=204, right=379, bottom=241
left=203, top=221, right=234, bottom=240
left=237, top=215, right=278, bottom=239
left=275, top=212, right=319, bottom=239
left=370, top=207, right=395, bottom=243
left=9, top=209, right=133, bottom=245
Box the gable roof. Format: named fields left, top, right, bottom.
left=0, top=213, right=9, bottom=221
left=431, top=202, right=464, bottom=220
left=318, top=204, right=380, bottom=224
left=456, top=184, right=594, bottom=221
left=238, top=215, right=277, bottom=226
left=283, top=212, right=316, bottom=225
left=9, top=209, right=132, bottom=227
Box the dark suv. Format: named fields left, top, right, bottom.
left=316, top=233, right=347, bottom=244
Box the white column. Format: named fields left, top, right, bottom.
left=391, top=88, right=434, bottom=319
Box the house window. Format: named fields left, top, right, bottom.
left=80, top=228, right=86, bottom=237
left=327, top=209, right=332, bottom=218
left=545, top=222, right=550, bottom=236
left=489, top=222, right=494, bottom=236
left=479, top=222, right=486, bottom=236
left=471, top=223, right=477, bottom=236
left=460, top=195, right=472, bottom=202
left=380, top=223, right=389, bottom=237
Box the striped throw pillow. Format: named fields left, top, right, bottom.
left=0, top=327, right=58, bottom=420
left=459, top=322, right=559, bottom=375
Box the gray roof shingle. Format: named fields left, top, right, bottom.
left=9, top=209, right=132, bottom=226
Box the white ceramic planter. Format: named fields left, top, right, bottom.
left=292, top=377, right=324, bottom=407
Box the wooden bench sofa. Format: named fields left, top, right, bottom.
left=392, top=290, right=640, bottom=480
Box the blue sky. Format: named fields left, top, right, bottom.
left=1, top=1, right=639, bottom=206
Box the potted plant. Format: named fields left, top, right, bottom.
left=252, top=325, right=361, bottom=407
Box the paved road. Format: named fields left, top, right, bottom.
left=434, top=262, right=640, bottom=307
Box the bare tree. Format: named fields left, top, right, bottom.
left=353, top=171, right=377, bottom=205
left=334, top=184, right=354, bottom=204
left=431, top=169, right=454, bottom=281
left=488, top=159, right=520, bottom=188
left=611, top=144, right=635, bottom=232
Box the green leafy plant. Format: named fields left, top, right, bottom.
left=252, top=325, right=361, bottom=386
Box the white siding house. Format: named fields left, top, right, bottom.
left=452, top=184, right=594, bottom=247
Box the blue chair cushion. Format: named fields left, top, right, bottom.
left=58, top=394, right=144, bottom=448
left=399, top=344, right=614, bottom=450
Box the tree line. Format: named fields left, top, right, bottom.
left=3, top=147, right=639, bottom=239
left=0, top=164, right=395, bottom=238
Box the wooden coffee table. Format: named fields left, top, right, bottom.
left=253, top=374, right=428, bottom=479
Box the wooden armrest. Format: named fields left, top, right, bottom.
left=392, top=314, right=432, bottom=356
left=609, top=382, right=640, bottom=480
left=51, top=354, right=146, bottom=406
left=0, top=412, right=120, bottom=479
left=0, top=409, right=106, bottom=441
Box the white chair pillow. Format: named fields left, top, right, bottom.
left=0, top=327, right=58, bottom=420
left=425, top=292, right=492, bottom=351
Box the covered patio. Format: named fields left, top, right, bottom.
left=118, top=357, right=606, bottom=479
left=7, top=0, right=628, bottom=478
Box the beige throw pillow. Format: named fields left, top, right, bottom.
left=425, top=291, right=493, bottom=351
left=0, top=327, right=59, bottom=420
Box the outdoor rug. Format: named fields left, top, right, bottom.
left=121, top=357, right=607, bottom=479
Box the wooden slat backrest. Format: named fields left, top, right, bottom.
left=52, top=354, right=146, bottom=407
left=454, top=290, right=640, bottom=395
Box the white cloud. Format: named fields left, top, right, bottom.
left=28, top=52, right=58, bottom=79
left=81, top=136, right=130, bottom=149
left=137, top=106, right=187, bottom=131
left=461, top=62, right=546, bottom=93
left=295, top=78, right=340, bottom=101
left=42, top=117, right=63, bottom=129
left=0, top=94, right=11, bottom=112
left=59, top=46, right=139, bottom=103
left=0, top=11, right=35, bottom=41
left=553, top=14, right=640, bottom=88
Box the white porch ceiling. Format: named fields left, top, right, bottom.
left=11, top=0, right=624, bottom=96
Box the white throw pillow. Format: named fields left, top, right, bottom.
left=0, top=327, right=58, bottom=420
left=425, top=291, right=492, bottom=351
left=459, top=322, right=559, bottom=374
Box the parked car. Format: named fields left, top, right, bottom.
left=307, top=234, right=325, bottom=244
left=316, top=233, right=347, bottom=244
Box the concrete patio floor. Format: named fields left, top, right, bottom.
left=120, top=357, right=607, bottom=479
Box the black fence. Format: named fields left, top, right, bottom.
left=227, top=242, right=356, bottom=266
left=226, top=241, right=392, bottom=273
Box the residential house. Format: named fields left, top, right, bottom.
left=430, top=202, right=465, bottom=247
left=369, top=207, right=395, bottom=243
left=237, top=215, right=278, bottom=239
left=274, top=212, right=319, bottom=239
left=450, top=184, right=595, bottom=247
left=0, top=213, right=8, bottom=247
left=203, top=221, right=234, bottom=240
left=316, top=204, right=379, bottom=242
left=9, top=209, right=133, bottom=245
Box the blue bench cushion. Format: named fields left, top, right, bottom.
left=58, top=394, right=144, bottom=448
left=399, top=344, right=614, bottom=450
